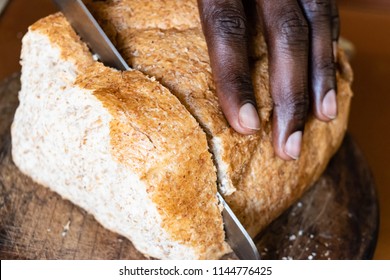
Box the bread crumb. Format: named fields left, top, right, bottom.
left=324, top=250, right=330, bottom=257
left=61, top=220, right=71, bottom=237
left=92, top=54, right=99, bottom=61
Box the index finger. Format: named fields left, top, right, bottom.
left=198, top=0, right=260, bottom=134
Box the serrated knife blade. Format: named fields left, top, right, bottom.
left=0, top=0, right=9, bottom=17
left=53, top=0, right=260, bottom=260
left=217, top=193, right=260, bottom=260
left=53, top=0, right=129, bottom=71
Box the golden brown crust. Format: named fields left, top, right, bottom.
left=118, top=28, right=220, bottom=132
left=87, top=1, right=264, bottom=196
left=86, top=0, right=200, bottom=31
left=31, top=13, right=229, bottom=259
left=30, top=13, right=94, bottom=71
left=77, top=65, right=228, bottom=258
left=113, top=28, right=262, bottom=195
left=87, top=0, right=354, bottom=237
left=31, top=0, right=354, bottom=257
left=227, top=53, right=353, bottom=236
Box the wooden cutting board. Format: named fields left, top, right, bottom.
left=0, top=74, right=379, bottom=260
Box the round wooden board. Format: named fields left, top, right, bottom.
left=0, top=74, right=379, bottom=260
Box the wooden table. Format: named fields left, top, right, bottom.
left=0, top=75, right=379, bottom=260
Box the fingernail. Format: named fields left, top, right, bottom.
left=238, top=103, right=261, bottom=130
left=333, top=41, right=338, bottom=63
left=322, top=89, right=337, bottom=119
left=285, top=131, right=302, bottom=160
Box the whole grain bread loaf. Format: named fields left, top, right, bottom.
left=11, top=0, right=353, bottom=259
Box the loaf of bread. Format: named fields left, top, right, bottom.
left=11, top=0, right=353, bottom=259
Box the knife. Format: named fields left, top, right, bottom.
left=53, top=0, right=129, bottom=71
left=217, top=193, right=260, bottom=260
left=53, top=0, right=260, bottom=260
left=0, top=0, right=9, bottom=17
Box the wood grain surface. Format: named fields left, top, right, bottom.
left=0, top=75, right=379, bottom=260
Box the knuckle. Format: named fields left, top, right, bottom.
left=275, top=92, right=309, bottom=121
left=204, top=5, right=247, bottom=40
left=219, top=70, right=254, bottom=100
left=301, top=0, right=331, bottom=14
left=293, top=94, right=309, bottom=117
left=317, top=59, right=335, bottom=74
left=277, top=11, right=309, bottom=46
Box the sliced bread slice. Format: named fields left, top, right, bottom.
left=11, top=13, right=230, bottom=260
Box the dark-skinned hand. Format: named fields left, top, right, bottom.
left=197, top=0, right=339, bottom=160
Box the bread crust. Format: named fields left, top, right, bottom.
left=87, top=0, right=353, bottom=236
left=13, top=13, right=230, bottom=259
left=14, top=0, right=353, bottom=259
left=76, top=65, right=229, bottom=257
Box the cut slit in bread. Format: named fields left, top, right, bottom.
left=12, top=14, right=230, bottom=260
left=12, top=0, right=353, bottom=260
